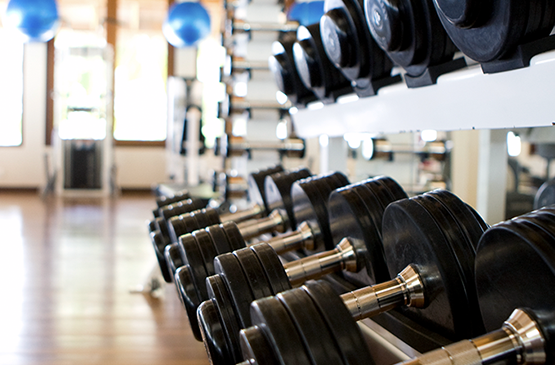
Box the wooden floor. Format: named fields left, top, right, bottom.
left=0, top=191, right=209, bottom=365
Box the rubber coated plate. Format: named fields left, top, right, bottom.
left=193, top=229, right=219, bottom=276
left=148, top=219, right=157, bottom=232
left=248, top=165, right=284, bottom=214
left=222, top=222, right=248, bottom=251
left=214, top=253, right=255, bottom=328
left=173, top=212, right=202, bottom=240
left=310, top=175, right=342, bottom=250
left=151, top=231, right=172, bottom=283
left=206, top=224, right=233, bottom=255
left=175, top=265, right=203, bottom=341
left=197, top=300, right=234, bottom=364
left=329, top=171, right=351, bottom=187
left=240, top=326, right=281, bottom=365
left=156, top=190, right=191, bottom=207
left=180, top=234, right=209, bottom=301
left=206, top=275, right=243, bottom=362
left=382, top=198, right=475, bottom=340
left=475, top=211, right=555, bottom=332
left=198, top=207, right=223, bottom=228
left=164, top=242, right=185, bottom=278
left=291, top=178, right=325, bottom=250
left=155, top=217, right=172, bottom=245
left=277, top=288, right=345, bottom=365
left=351, top=183, right=386, bottom=234
left=362, top=178, right=397, bottom=210
left=327, top=185, right=389, bottom=284
left=250, top=243, right=292, bottom=294
left=375, top=176, right=408, bottom=201
left=233, top=247, right=274, bottom=301
left=303, top=280, right=373, bottom=365
left=534, top=179, right=555, bottom=209
left=413, top=193, right=484, bottom=336
left=250, top=296, right=312, bottom=365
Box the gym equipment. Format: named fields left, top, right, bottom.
left=364, top=0, right=466, bottom=87
left=269, top=31, right=319, bottom=108
left=433, top=0, right=555, bottom=73
left=171, top=171, right=348, bottom=340
left=214, top=134, right=305, bottom=159
left=320, top=0, right=401, bottom=97
left=292, top=23, right=354, bottom=103
left=241, top=205, right=555, bottom=365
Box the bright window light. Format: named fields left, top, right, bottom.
left=362, top=138, right=375, bottom=160
left=0, top=29, right=23, bottom=147
left=234, top=81, right=248, bottom=97
left=507, top=131, right=521, bottom=157
left=232, top=116, right=247, bottom=136
left=319, top=134, right=329, bottom=148
left=421, top=129, right=438, bottom=142
left=276, top=120, right=288, bottom=140
left=276, top=91, right=288, bottom=105
left=308, top=101, right=324, bottom=110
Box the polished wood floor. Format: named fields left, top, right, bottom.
left=0, top=191, right=209, bottom=365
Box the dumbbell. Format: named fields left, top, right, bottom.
left=292, top=23, right=354, bottom=103
left=215, top=134, right=305, bottom=159
left=193, top=176, right=408, bottom=362
left=240, top=205, right=555, bottom=365
left=150, top=165, right=284, bottom=282
left=364, top=0, right=466, bottom=87
left=170, top=172, right=349, bottom=340
left=319, top=0, right=400, bottom=97
left=200, top=189, right=488, bottom=364
left=433, top=0, right=555, bottom=73
left=269, top=31, right=318, bottom=107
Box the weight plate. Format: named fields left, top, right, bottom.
left=214, top=253, right=255, bottom=328
left=170, top=212, right=203, bottom=242
left=234, top=247, right=273, bottom=301
left=328, top=185, right=389, bottom=284
left=277, top=287, right=345, bottom=365
left=206, top=224, right=233, bottom=255
left=155, top=217, right=172, bottom=245
left=151, top=230, right=172, bottom=283
left=519, top=211, right=555, bottom=240
left=194, top=229, right=219, bottom=276
left=312, top=175, right=344, bottom=251
left=250, top=296, right=313, bottom=365
left=180, top=234, right=209, bottom=301
left=156, top=190, right=191, bottom=208
left=303, top=280, right=373, bottom=365
left=382, top=198, right=474, bottom=340
left=413, top=193, right=485, bottom=336
left=206, top=275, right=243, bottom=362
left=198, top=207, right=223, bottom=228
left=175, top=265, right=203, bottom=341
left=147, top=219, right=157, bottom=232
left=248, top=165, right=285, bottom=215
left=362, top=179, right=396, bottom=212
left=250, top=243, right=292, bottom=295
left=351, top=183, right=386, bottom=233
left=164, top=242, right=185, bottom=279
left=222, top=221, right=248, bottom=251
left=197, top=299, right=234, bottom=364
left=292, top=177, right=328, bottom=252
left=374, top=176, right=409, bottom=202
left=475, top=212, right=555, bottom=334
left=329, top=171, right=351, bottom=188
left=534, top=179, right=555, bottom=209
left=240, top=326, right=282, bottom=365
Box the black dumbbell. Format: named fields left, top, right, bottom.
left=433, top=0, right=555, bottom=73
left=193, top=176, right=408, bottom=363
left=292, top=23, right=354, bottom=103
left=319, top=0, right=400, bottom=97
left=364, top=0, right=466, bottom=87
left=201, top=189, right=488, bottom=364
left=171, top=172, right=349, bottom=340
left=150, top=165, right=284, bottom=282
left=240, top=205, right=555, bottom=365
left=269, top=31, right=319, bottom=108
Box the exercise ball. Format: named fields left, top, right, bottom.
left=163, top=2, right=211, bottom=48
left=288, top=1, right=325, bottom=26
left=3, top=0, right=60, bottom=42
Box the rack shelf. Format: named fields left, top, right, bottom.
left=291, top=51, right=555, bottom=138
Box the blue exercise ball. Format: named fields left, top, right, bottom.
left=3, top=0, right=60, bottom=42
left=163, top=2, right=211, bottom=48
left=287, top=1, right=325, bottom=26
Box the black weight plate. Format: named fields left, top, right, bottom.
left=180, top=234, right=209, bottom=301
left=382, top=198, right=473, bottom=340
left=164, top=242, right=185, bottom=278
left=169, top=213, right=202, bottom=242
left=534, top=179, right=555, bottom=209
left=361, top=179, right=395, bottom=213
left=328, top=185, right=389, bottom=284
left=206, top=224, right=233, bottom=255
left=374, top=176, right=409, bottom=202
left=310, top=176, right=342, bottom=251
left=233, top=247, right=273, bottom=301
left=427, top=190, right=486, bottom=252
left=156, top=190, right=191, bottom=208
left=193, top=229, right=219, bottom=276
left=475, top=215, right=555, bottom=333
left=291, top=178, right=327, bottom=251
left=519, top=211, right=555, bottom=240
left=154, top=216, right=172, bottom=245
left=250, top=243, right=292, bottom=295
left=197, top=299, right=234, bottom=364
left=214, top=253, right=255, bottom=328
left=250, top=296, right=312, bottom=365
left=277, top=288, right=345, bottom=365
left=197, top=207, right=223, bottom=228
left=240, top=326, right=282, bottom=365
left=206, top=275, right=243, bottom=362
left=168, top=216, right=188, bottom=244
left=147, top=219, right=157, bottom=232
left=302, top=280, right=373, bottom=365
left=265, top=168, right=313, bottom=231
left=247, top=165, right=284, bottom=215
left=413, top=194, right=484, bottom=336
left=222, top=221, right=248, bottom=251
left=351, top=183, right=386, bottom=232
left=150, top=230, right=172, bottom=283
left=174, top=265, right=203, bottom=341
left=329, top=171, right=351, bottom=188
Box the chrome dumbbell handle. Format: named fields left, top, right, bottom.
left=262, top=221, right=315, bottom=255
left=236, top=210, right=289, bottom=241
left=219, top=203, right=265, bottom=225
left=399, top=309, right=545, bottom=365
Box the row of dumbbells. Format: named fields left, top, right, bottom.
left=149, top=166, right=554, bottom=365
left=270, top=0, right=555, bottom=105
